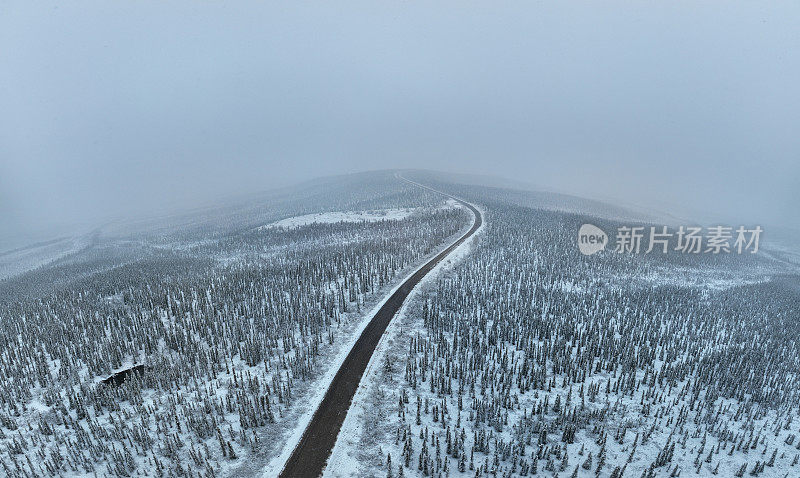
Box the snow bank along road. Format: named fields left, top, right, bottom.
left=278, top=178, right=482, bottom=478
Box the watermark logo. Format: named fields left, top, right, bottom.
left=577, top=224, right=763, bottom=255
left=578, top=224, right=607, bottom=255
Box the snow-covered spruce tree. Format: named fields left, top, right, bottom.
left=345, top=182, right=800, bottom=477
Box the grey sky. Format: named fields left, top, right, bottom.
left=2, top=1, right=799, bottom=244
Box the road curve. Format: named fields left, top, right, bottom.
left=278, top=177, right=482, bottom=478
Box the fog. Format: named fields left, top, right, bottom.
left=2, top=1, right=799, bottom=247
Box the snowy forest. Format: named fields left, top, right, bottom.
left=326, top=174, right=800, bottom=478
left=1, top=171, right=798, bottom=477
left=0, top=172, right=472, bottom=477
left=4, top=0, right=799, bottom=476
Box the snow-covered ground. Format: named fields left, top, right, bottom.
left=611, top=266, right=771, bottom=291
left=262, top=202, right=479, bottom=477
left=328, top=198, right=800, bottom=478
left=0, top=235, right=89, bottom=280
left=3, top=174, right=798, bottom=478
left=333, top=282, right=799, bottom=478
left=260, top=201, right=461, bottom=231
left=326, top=205, right=486, bottom=477
left=260, top=208, right=416, bottom=230
left=0, top=174, right=476, bottom=477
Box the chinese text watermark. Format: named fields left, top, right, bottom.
left=578, top=224, right=762, bottom=256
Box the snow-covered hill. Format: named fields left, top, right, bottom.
left=329, top=174, right=800, bottom=478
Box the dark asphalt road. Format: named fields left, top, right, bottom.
left=278, top=179, right=482, bottom=478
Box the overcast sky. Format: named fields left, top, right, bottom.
left=2, top=1, right=798, bottom=244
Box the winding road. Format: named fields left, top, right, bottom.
left=278, top=176, right=482, bottom=478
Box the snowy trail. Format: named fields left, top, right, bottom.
left=276, top=175, right=482, bottom=478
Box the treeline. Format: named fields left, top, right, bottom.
left=365, top=195, right=799, bottom=477
left=0, top=186, right=469, bottom=476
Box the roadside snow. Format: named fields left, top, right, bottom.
left=325, top=203, right=485, bottom=477
left=259, top=204, right=478, bottom=477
